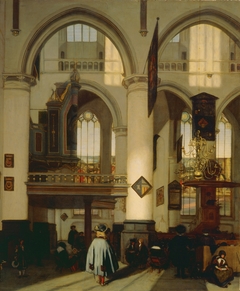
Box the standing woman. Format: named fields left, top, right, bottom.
left=85, top=224, right=119, bottom=286
left=14, top=239, right=28, bottom=278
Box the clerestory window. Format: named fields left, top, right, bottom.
left=67, top=24, right=97, bottom=42
left=216, top=113, right=232, bottom=217
left=180, top=111, right=196, bottom=216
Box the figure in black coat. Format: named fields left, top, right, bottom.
left=125, top=238, right=137, bottom=267
left=68, top=225, right=78, bottom=248
left=135, top=238, right=149, bottom=269
left=14, top=239, right=28, bottom=278
left=169, top=224, right=190, bottom=279
left=198, top=229, right=218, bottom=255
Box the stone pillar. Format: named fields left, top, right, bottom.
left=121, top=75, right=157, bottom=262
left=113, top=126, right=127, bottom=224
left=113, top=126, right=127, bottom=175
left=0, top=74, right=35, bottom=263
left=1, top=74, right=35, bottom=222
left=123, top=75, right=154, bottom=220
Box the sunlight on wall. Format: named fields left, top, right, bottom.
left=104, top=37, right=123, bottom=86
left=189, top=24, right=222, bottom=88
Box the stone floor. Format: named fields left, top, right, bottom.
left=0, top=258, right=239, bottom=291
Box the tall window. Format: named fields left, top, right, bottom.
left=77, top=111, right=100, bottom=173
left=76, top=110, right=116, bottom=175
left=216, top=113, right=232, bottom=216
left=67, top=24, right=97, bottom=42
left=180, top=111, right=196, bottom=215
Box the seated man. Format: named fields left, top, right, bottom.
left=54, top=242, right=77, bottom=271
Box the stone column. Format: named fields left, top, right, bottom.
left=1, top=74, right=35, bottom=222
left=121, top=75, right=157, bottom=262
left=113, top=126, right=127, bottom=175
left=113, top=127, right=127, bottom=224
left=123, top=75, right=154, bottom=220
left=1, top=74, right=35, bottom=264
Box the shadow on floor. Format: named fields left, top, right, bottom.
left=150, top=267, right=208, bottom=291
left=107, top=265, right=148, bottom=284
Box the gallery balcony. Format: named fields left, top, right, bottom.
left=26, top=173, right=129, bottom=209
left=26, top=172, right=129, bottom=208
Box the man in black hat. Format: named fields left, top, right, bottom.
left=125, top=238, right=137, bottom=267
left=169, top=224, right=191, bottom=279
left=68, top=225, right=78, bottom=249
left=198, top=229, right=217, bottom=255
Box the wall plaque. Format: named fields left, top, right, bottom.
left=4, top=177, right=14, bottom=191
left=4, top=154, right=14, bottom=168
left=156, top=186, right=164, bottom=206
left=168, top=180, right=181, bottom=210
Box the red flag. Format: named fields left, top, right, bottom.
left=148, top=18, right=159, bottom=117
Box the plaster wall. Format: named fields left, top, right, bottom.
left=53, top=208, right=114, bottom=241
left=153, top=121, right=170, bottom=233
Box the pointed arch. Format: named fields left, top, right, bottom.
left=158, top=81, right=192, bottom=109
left=216, top=88, right=240, bottom=121
left=79, top=79, right=124, bottom=129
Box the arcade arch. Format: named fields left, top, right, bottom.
left=21, top=6, right=137, bottom=77
left=158, top=8, right=240, bottom=57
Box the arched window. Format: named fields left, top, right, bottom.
left=180, top=111, right=196, bottom=215
left=76, top=110, right=115, bottom=175
left=216, top=113, right=232, bottom=216
left=77, top=111, right=100, bottom=174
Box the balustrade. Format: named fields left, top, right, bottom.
left=28, top=173, right=127, bottom=185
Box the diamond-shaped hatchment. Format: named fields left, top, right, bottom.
left=198, top=117, right=208, bottom=128
left=131, top=176, right=152, bottom=198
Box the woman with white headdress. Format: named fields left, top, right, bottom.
left=85, top=223, right=119, bottom=286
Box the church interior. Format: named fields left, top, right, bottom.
left=0, top=0, right=240, bottom=286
